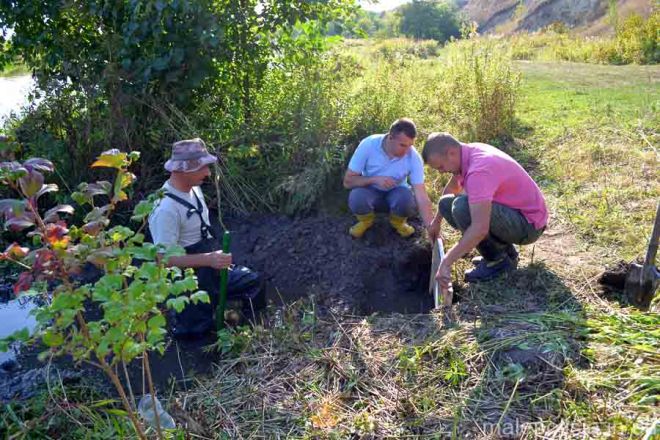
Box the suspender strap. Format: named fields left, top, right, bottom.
left=164, top=191, right=212, bottom=239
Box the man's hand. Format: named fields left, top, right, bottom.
left=205, top=250, right=232, bottom=270
left=426, top=217, right=443, bottom=242
left=435, top=260, right=452, bottom=291
left=371, top=176, right=397, bottom=190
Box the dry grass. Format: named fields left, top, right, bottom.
left=177, top=240, right=658, bottom=438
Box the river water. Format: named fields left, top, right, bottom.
left=0, top=74, right=34, bottom=122
left=0, top=74, right=37, bottom=365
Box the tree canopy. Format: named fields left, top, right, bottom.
left=398, top=0, right=463, bottom=43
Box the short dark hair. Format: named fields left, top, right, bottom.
left=389, top=118, right=417, bottom=139
left=422, top=132, right=461, bottom=163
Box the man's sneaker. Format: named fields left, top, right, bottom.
left=471, top=246, right=519, bottom=268
left=465, top=256, right=515, bottom=283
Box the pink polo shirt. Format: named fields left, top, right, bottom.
left=457, top=143, right=548, bottom=229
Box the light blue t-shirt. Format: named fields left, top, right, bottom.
left=348, top=134, right=425, bottom=190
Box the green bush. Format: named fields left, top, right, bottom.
left=0, top=0, right=353, bottom=209
left=614, top=12, right=659, bottom=64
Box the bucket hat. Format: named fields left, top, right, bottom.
left=164, top=138, right=217, bottom=173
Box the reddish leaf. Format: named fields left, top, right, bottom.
left=36, top=184, right=59, bottom=199
left=5, top=213, right=36, bottom=232
left=4, top=243, right=29, bottom=259
left=85, top=181, right=113, bottom=196
left=18, top=170, right=44, bottom=198
left=44, top=221, right=70, bottom=248
left=14, top=272, right=33, bottom=295
left=43, top=204, right=75, bottom=223
left=23, top=158, right=54, bottom=173
left=86, top=247, right=114, bottom=267
left=82, top=219, right=108, bottom=236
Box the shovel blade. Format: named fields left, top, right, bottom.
left=624, top=264, right=659, bottom=310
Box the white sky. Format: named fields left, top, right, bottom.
left=359, top=0, right=411, bottom=12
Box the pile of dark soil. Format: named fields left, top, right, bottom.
left=227, top=213, right=434, bottom=315
left=598, top=260, right=630, bottom=291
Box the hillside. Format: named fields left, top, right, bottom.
left=457, top=0, right=653, bottom=34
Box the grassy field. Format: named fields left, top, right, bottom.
left=516, top=61, right=659, bottom=259
left=2, top=41, right=659, bottom=439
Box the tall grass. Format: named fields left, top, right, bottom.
left=507, top=11, right=659, bottom=65
left=435, top=38, right=520, bottom=144
left=205, top=37, right=521, bottom=214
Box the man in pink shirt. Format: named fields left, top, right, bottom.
left=423, top=132, right=548, bottom=286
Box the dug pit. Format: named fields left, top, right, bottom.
left=0, top=213, right=436, bottom=400
left=227, top=213, right=435, bottom=315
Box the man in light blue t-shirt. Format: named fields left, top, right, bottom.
left=343, top=118, right=435, bottom=239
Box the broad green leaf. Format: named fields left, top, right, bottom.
left=166, top=296, right=189, bottom=313
left=131, top=200, right=155, bottom=222
left=108, top=226, right=134, bottom=243
left=162, top=244, right=186, bottom=260
left=190, top=290, right=210, bottom=304
left=147, top=314, right=166, bottom=330
left=91, top=150, right=127, bottom=169
left=42, top=330, right=64, bottom=347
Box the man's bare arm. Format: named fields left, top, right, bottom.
left=343, top=169, right=396, bottom=190
left=165, top=251, right=232, bottom=270
left=412, top=183, right=435, bottom=227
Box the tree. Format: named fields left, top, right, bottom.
left=398, top=0, right=463, bottom=43
left=0, top=0, right=353, bottom=188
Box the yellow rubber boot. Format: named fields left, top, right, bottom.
left=349, top=213, right=375, bottom=238
left=389, top=214, right=415, bottom=238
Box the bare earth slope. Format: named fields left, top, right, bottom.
left=459, top=0, right=653, bottom=34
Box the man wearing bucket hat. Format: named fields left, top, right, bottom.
left=149, top=138, right=263, bottom=336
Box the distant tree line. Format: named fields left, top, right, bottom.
left=328, top=0, right=465, bottom=43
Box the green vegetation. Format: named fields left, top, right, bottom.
left=0, top=0, right=353, bottom=214
left=0, top=151, right=208, bottom=438
left=0, top=61, right=29, bottom=77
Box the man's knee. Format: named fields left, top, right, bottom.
left=388, top=187, right=416, bottom=217
left=348, top=188, right=376, bottom=215
left=438, top=195, right=455, bottom=221
left=451, top=195, right=471, bottom=231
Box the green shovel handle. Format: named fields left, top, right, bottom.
left=216, top=231, right=231, bottom=331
